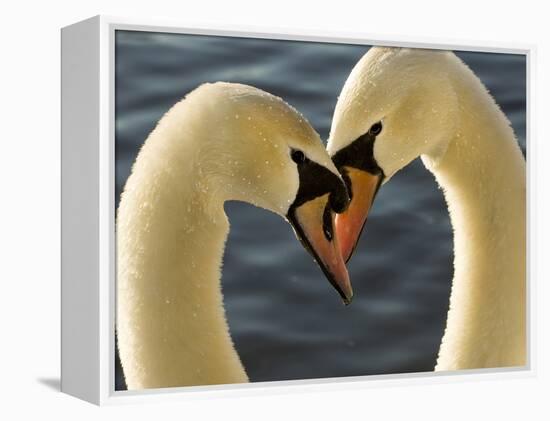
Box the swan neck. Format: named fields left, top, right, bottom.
left=117, top=130, right=248, bottom=389
left=427, top=77, right=526, bottom=370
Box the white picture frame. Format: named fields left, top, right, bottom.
left=61, top=15, right=535, bottom=405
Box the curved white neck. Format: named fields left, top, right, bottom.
left=117, top=128, right=248, bottom=389
left=424, top=66, right=526, bottom=370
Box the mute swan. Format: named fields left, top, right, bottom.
left=117, top=82, right=351, bottom=390
left=327, top=47, right=526, bottom=370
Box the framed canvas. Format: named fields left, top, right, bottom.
left=61, top=15, right=533, bottom=405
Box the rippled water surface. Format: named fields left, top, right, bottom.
left=114, top=31, right=526, bottom=390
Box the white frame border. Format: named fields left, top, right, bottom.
left=92, top=15, right=535, bottom=405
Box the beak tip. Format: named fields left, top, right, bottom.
left=341, top=291, right=354, bottom=306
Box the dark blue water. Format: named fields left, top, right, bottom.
left=114, top=31, right=526, bottom=390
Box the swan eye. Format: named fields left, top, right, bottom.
left=291, top=149, right=306, bottom=164
left=368, top=121, right=383, bottom=136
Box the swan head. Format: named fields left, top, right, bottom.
left=183, top=83, right=353, bottom=303
left=326, top=47, right=458, bottom=261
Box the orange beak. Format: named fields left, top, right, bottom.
left=335, top=167, right=382, bottom=263
left=288, top=193, right=353, bottom=304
